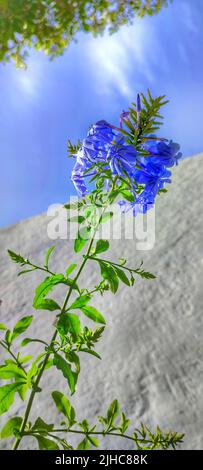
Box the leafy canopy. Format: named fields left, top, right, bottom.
left=0, top=0, right=171, bottom=67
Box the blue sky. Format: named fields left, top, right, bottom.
left=0, top=0, right=203, bottom=227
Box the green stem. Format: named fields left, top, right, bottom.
left=24, top=428, right=179, bottom=448
left=87, top=256, right=137, bottom=273
left=0, top=340, right=26, bottom=374
left=12, top=203, right=108, bottom=450
left=27, top=262, right=55, bottom=276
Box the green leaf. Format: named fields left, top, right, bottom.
left=7, top=250, right=27, bottom=265
left=87, top=436, right=99, bottom=447
left=100, top=212, right=113, bottom=224
left=52, top=391, right=76, bottom=425
left=68, top=216, right=85, bottom=223
left=21, top=338, right=39, bottom=347
left=33, top=274, right=66, bottom=311
left=113, top=266, right=130, bottom=286
left=66, top=263, right=77, bottom=277
left=119, top=258, right=126, bottom=266
left=20, top=355, right=32, bottom=364
left=12, top=316, right=33, bottom=340
left=94, top=240, right=109, bottom=255
left=53, top=354, right=76, bottom=395
left=77, top=437, right=90, bottom=450
left=136, top=269, right=156, bottom=279
left=5, top=329, right=13, bottom=346
left=0, top=382, right=23, bottom=415
left=1, top=417, right=23, bottom=438
left=80, top=348, right=101, bottom=360
left=107, top=399, right=119, bottom=428
left=74, top=233, right=87, bottom=253
left=18, top=383, right=29, bottom=401
left=91, top=326, right=105, bottom=342
left=0, top=364, right=27, bottom=381
left=18, top=268, right=36, bottom=276
left=0, top=323, right=7, bottom=331
left=32, top=417, right=54, bottom=433
left=36, top=435, right=59, bottom=450
left=44, top=245, right=55, bottom=269
left=57, top=314, right=81, bottom=340
left=120, top=412, right=130, bottom=434
left=99, top=262, right=119, bottom=293
left=68, top=294, right=91, bottom=310
left=81, top=306, right=106, bottom=324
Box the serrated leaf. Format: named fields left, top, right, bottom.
left=1, top=417, right=23, bottom=438
left=93, top=240, right=109, bottom=255
left=136, top=269, right=156, bottom=279
left=7, top=250, right=27, bottom=265
left=0, top=382, right=24, bottom=415
left=53, top=354, right=76, bottom=395
left=91, top=326, right=105, bottom=342
left=12, top=316, right=33, bottom=340
left=81, top=306, right=106, bottom=324
left=44, top=245, right=55, bottom=269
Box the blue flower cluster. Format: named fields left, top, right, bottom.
left=71, top=118, right=181, bottom=216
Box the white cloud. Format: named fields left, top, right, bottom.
left=86, top=21, right=156, bottom=99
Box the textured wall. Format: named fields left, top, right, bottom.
left=0, top=154, right=203, bottom=450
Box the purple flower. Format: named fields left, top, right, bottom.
left=71, top=149, right=91, bottom=196
left=107, top=142, right=137, bottom=177
left=146, top=140, right=182, bottom=167
left=70, top=111, right=182, bottom=215
left=83, top=120, right=115, bottom=162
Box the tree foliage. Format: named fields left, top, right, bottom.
left=0, top=0, right=171, bottom=67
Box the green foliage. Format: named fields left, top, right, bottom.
left=74, top=232, right=88, bottom=253
left=35, top=435, right=59, bottom=450
left=0, top=1, right=171, bottom=67
left=1, top=417, right=23, bottom=439
left=52, top=391, right=76, bottom=427
left=0, top=382, right=25, bottom=415
left=0, top=364, right=26, bottom=381
left=2, top=88, right=183, bottom=451
left=44, top=245, right=55, bottom=270
left=119, top=90, right=169, bottom=150
left=12, top=316, right=33, bottom=341
left=93, top=239, right=110, bottom=255
left=53, top=354, right=77, bottom=395
left=7, top=250, right=27, bottom=265
left=81, top=306, right=106, bottom=324
left=33, top=274, right=77, bottom=311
